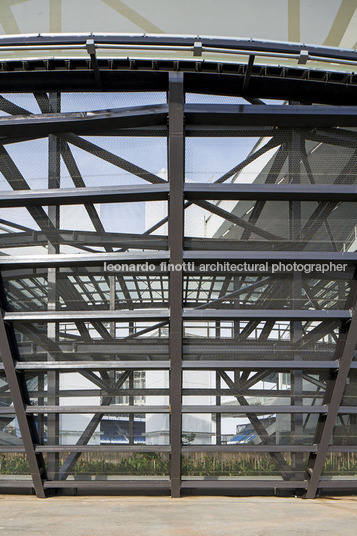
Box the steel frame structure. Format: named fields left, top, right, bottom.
left=0, top=35, right=356, bottom=497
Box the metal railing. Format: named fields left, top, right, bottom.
left=0, top=34, right=356, bottom=70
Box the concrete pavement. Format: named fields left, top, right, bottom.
left=0, top=495, right=356, bottom=536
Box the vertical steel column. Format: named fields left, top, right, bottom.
left=129, top=372, right=134, bottom=444
left=305, top=272, right=357, bottom=498
left=128, top=320, right=134, bottom=444
left=37, top=373, right=45, bottom=444
left=168, top=72, right=184, bottom=498
left=47, top=92, right=61, bottom=479
left=289, top=128, right=304, bottom=481
left=0, top=278, right=46, bottom=497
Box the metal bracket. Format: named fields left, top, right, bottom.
left=86, top=38, right=101, bottom=88
left=193, top=41, right=202, bottom=57
left=298, top=50, right=309, bottom=65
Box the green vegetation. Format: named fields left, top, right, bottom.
left=73, top=452, right=170, bottom=476
left=2, top=452, right=357, bottom=477
left=0, top=454, right=30, bottom=475
left=182, top=453, right=277, bottom=476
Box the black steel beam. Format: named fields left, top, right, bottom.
left=0, top=252, right=170, bottom=269
left=26, top=405, right=169, bottom=414
left=0, top=58, right=355, bottom=104
left=12, top=387, right=322, bottom=399
left=305, top=292, right=357, bottom=498
left=46, top=94, right=61, bottom=480
left=3, top=182, right=353, bottom=207
left=182, top=445, right=317, bottom=453
left=180, top=481, right=307, bottom=490
left=36, top=445, right=171, bottom=453
left=24, top=404, right=357, bottom=415
left=184, top=104, right=357, bottom=127
left=44, top=480, right=171, bottom=490
left=182, top=361, right=340, bottom=370
left=12, top=361, right=171, bottom=371
left=182, top=310, right=350, bottom=320
left=4, top=309, right=169, bottom=322
left=0, top=250, right=355, bottom=269
left=181, top=405, right=326, bottom=414
left=168, top=71, right=185, bottom=498
left=0, top=359, right=346, bottom=372
left=0, top=37, right=356, bottom=499
left=1, top=103, right=356, bottom=139
left=0, top=184, right=169, bottom=207
left=0, top=104, right=168, bottom=137
left=184, top=184, right=357, bottom=202
left=0, top=313, right=46, bottom=498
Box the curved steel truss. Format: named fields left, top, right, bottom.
left=0, top=36, right=356, bottom=498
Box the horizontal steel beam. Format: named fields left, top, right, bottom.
left=182, top=310, right=350, bottom=321
left=335, top=406, right=357, bottom=414
left=0, top=230, right=167, bottom=250
left=1, top=104, right=356, bottom=140
left=183, top=251, right=357, bottom=264
left=26, top=405, right=169, bottom=414
left=23, top=403, right=356, bottom=416
left=1, top=251, right=355, bottom=269
left=182, top=445, right=317, bottom=453
left=36, top=445, right=171, bottom=453
left=12, top=361, right=171, bottom=371
left=16, top=341, right=335, bottom=358
left=328, top=446, right=357, bottom=453
left=9, top=388, right=322, bottom=398
left=0, top=360, right=347, bottom=372
left=182, top=361, right=341, bottom=370
left=0, top=447, right=26, bottom=453
left=18, top=341, right=169, bottom=356
left=185, top=183, right=357, bottom=201
left=182, top=405, right=327, bottom=414
left=0, top=104, right=168, bottom=137
left=0, top=481, right=34, bottom=488
left=0, top=184, right=169, bottom=207
left=4, top=309, right=169, bottom=322
left=1, top=184, right=356, bottom=208
left=43, top=480, right=170, bottom=489
left=4, top=309, right=349, bottom=323
left=180, top=480, right=308, bottom=489
left=3, top=445, right=357, bottom=454
left=7, top=389, right=323, bottom=400
left=317, top=481, right=357, bottom=489
left=0, top=361, right=351, bottom=372
left=184, top=104, right=357, bottom=127
left=0, top=407, right=16, bottom=414
left=0, top=252, right=170, bottom=269
left=0, top=58, right=354, bottom=105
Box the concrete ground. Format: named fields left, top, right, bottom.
left=0, top=495, right=356, bottom=536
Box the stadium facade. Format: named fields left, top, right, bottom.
left=0, top=32, right=356, bottom=498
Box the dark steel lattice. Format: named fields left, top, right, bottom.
left=0, top=36, right=356, bottom=498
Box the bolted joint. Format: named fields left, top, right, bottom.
left=298, top=49, right=309, bottom=65
left=86, top=38, right=96, bottom=56
left=193, top=41, right=203, bottom=57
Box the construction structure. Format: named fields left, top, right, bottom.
left=0, top=32, right=356, bottom=498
